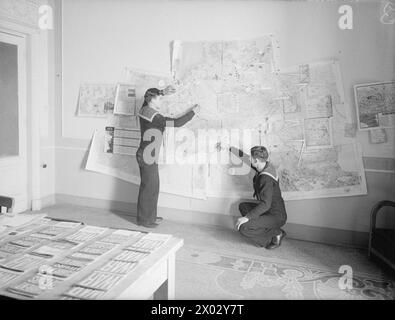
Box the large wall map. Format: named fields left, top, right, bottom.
left=85, top=35, right=367, bottom=201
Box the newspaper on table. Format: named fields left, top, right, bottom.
left=0, top=251, right=12, bottom=260
left=64, top=226, right=108, bottom=243
left=0, top=218, right=178, bottom=299
left=141, top=233, right=173, bottom=242
left=28, top=232, right=58, bottom=240
left=66, top=241, right=115, bottom=262
left=49, top=257, right=90, bottom=279
left=29, top=225, right=75, bottom=240
left=0, top=213, right=48, bottom=228
left=67, top=251, right=100, bottom=262
left=53, top=221, right=83, bottom=228
left=7, top=217, right=53, bottom=237
left=125, top=233, right=172, bottom=252
left=78, top=271, right=123, bottom=291
left=7, top=282, right=44, bottom=298
left=60, top=295, right=82, bottom=300
left=113, top=249, right=150, bottom=263
left=32, top=240, right=78, bottom=258
left=0, top=226, right=7, bottom=235
left=32, top=239, right=80, bottom=258
left=64, top=286, right=106, bottom=299
left=0, top=268, right=21, bottom=286
left=99, top=260, right=137, bottom=275
left=9, top=236, right=45, bottom=248
left=77, top=241, right=115, bottom=256
left=0, top=242, right=27, bottom=256
left=100, top=229, right=142, bottom=244
left=29, top=223, right=82, bottom=241
left=7, top=273, right=63, bottom=299
left=0, top=253, right=51, bottom=272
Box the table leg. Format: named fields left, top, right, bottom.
left=153, top=252, right=176, bottom=300
left=154, top=280, right=168, bottom=300
left=167, top=252, right=175, bottom=300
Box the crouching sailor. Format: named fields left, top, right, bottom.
left=228, top=145, right=287, bottom=249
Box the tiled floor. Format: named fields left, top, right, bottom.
left=25, top=203, right=395, bottom=299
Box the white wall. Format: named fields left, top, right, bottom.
left=55, top=0, right=395, bottom=233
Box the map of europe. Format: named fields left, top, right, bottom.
left=86, top=35, right=367, bottom=200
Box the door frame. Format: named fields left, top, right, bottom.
left=0, top=31, right=28, bottom=213
left=0, top=19, right=43, bottom=212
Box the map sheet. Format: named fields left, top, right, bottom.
left=85, top=36, right=367, bottom=200
left=354, top=81, right=395, bottom=130
left=77, top=83, right=116, bottom=117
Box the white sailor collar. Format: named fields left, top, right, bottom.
left=138, top=105, right=159, bottom=122
left=258, top=162, right=279, bottom=181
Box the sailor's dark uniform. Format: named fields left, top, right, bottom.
left=137, top=104, right=195, bottom=225
left=231, top=147, right=287, bottom=247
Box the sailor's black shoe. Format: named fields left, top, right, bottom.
left=266, top=229, right=286, bottom=250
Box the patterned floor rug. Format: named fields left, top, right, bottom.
left=176, top=246, right=395, bottom=300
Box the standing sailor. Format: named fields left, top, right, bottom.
left=136, top=87, right=198, bottom=228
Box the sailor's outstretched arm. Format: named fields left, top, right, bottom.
left=228, top=146, right=252, bottom=168
left=164, top=110, right=195, bottom=127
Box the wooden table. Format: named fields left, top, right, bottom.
left=0, top=221, right=184, bottom=300
left=106, top=237, right=183, bottom=300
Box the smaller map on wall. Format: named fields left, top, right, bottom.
left=104, top=126, right=140, bottom=156
left=77, top=83, right=117, bottom=117
left=369, top=128, right=388, bottom=144
left=85, top=130, right=141, bottom=184
left=304, top=117, right=333, bottom=149
left=354, top=81, right=395, bottom=130
left=114, top=84, right=137, bottom=116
